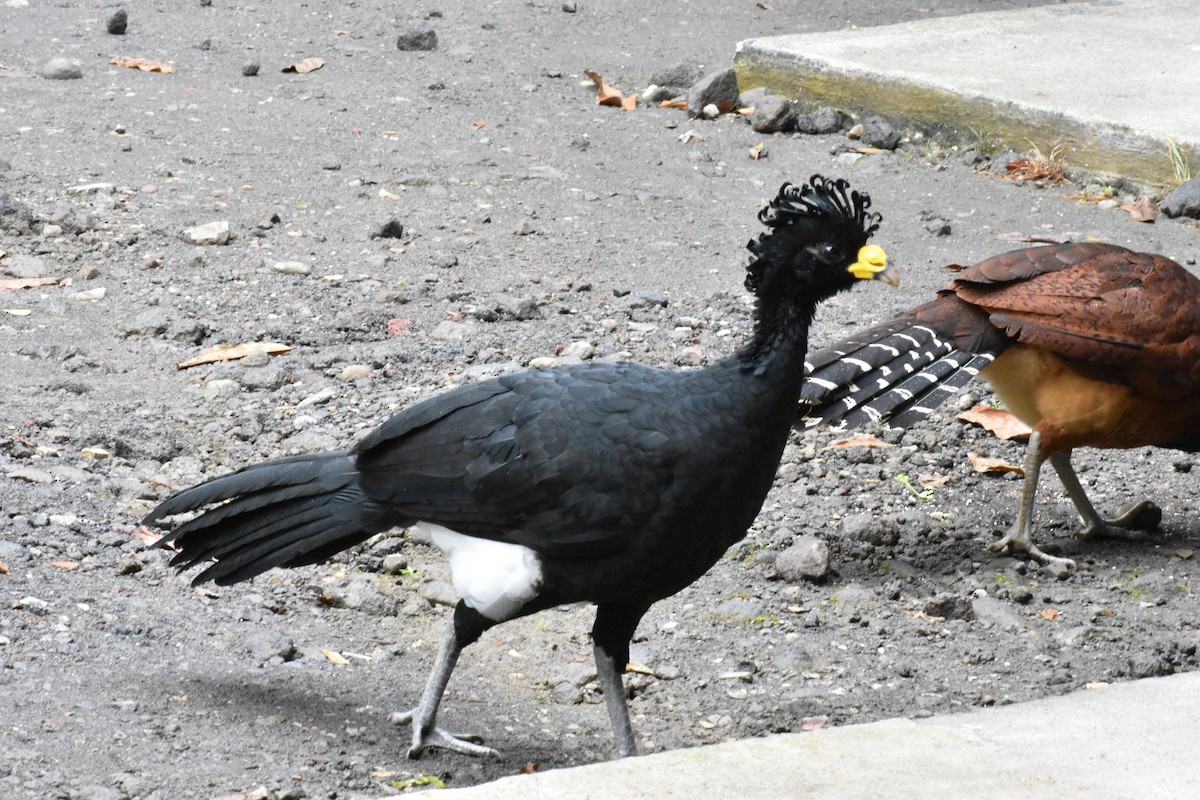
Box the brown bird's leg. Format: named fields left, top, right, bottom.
left=1049, top=451, right=1159, bottom=541
left=390, top=602, right=501, bottom=759
left=987, top=431, right=1077, bottom=569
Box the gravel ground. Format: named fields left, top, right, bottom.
left=3, top=2, right=1199, bottom=798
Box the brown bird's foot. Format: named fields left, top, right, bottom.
left=1073, top=500, right=1161, bottom=541
left=987, top=532, right=1076, bottom=571
left=389, top=708, right=500, bottom=759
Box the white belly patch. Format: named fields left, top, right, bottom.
left=420, top=523, right=542, bottom=621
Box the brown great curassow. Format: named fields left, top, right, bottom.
left=802, top=240, right=1200, bottom=569
left=144, top=176, right=896, bottom=760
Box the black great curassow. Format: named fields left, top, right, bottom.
left=802, top=241, right=1200, bottom=569
left=144, top=176, right=897, bottom=760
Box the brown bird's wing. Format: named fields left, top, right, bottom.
left=949, top=242, right=1200, bottom=388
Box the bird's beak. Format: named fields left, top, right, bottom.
left=848, top=244, right=899, bottom=287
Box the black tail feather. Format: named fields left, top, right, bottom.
left=145, top=450, right=401, bottom=586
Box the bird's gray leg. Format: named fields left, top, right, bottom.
left=1049, top=452, right=1159, bottom=540
left=390, top=601, right=501, bottom=759
left=592, top=604, right=648, bottom=759
left=987, top=431, right=1076, bottom=569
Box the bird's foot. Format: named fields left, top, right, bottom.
left=389, top=708, right=500, bottom=759
left=987, top=533, right=1076, bottom=571
left=1073, top=500, right=1161, bottom=541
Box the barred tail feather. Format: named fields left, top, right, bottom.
left=801, top=313, right=998, bottom=430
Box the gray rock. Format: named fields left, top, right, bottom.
left=242, top=62, right=260, bottom=77
left=181, top=220, right=231, bottom=245
left=842, top=513, right=900, bottom=546
left=0, top=191, right=35, bottom=233
left=1160, top=177, right=1200, bottom=219
left=924, top=592, right=975, bottom=621
left=107, top=9, right=128, bottom=35
left=794, top=107, right=849, bottom=135
left=41, top=58, right=82, bottom=80
left=971, top=596, right=1027, bottom=631
left=473, top=294, right=540, bottom=322
left=5, top=254, right=47, bottom=279
left=749, top=95, right=795, bottom=134
left=245, top=627, right=296, bottom=664
left=396, top=20, right=438, bottom=51
left=774, top=536, right=830, bottom=582
left=861, top=116, right=901, bottom=149
left=687, top=68, right=739, bottom=117
left=373, top=219, right=405, bottom=239
left=650, top=62, right=702, bottom=95
left=239, top=365, right=289, bottom=391
left=418, top=579, right=459, bottom=607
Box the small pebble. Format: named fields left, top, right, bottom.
left=41, top=58, right=83, bottom=81
left=242, top=62, right=260, bottom=77
left=107, top=9, right=128, bottom=35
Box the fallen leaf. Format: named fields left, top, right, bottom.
left=749, top=142, right=767, bottom=160
left=826, top=436, right=893, bottom=449
left=757, top=1, right=775, bottom=8
left=110, top=56, right=175, bottom=74
left=958, top=405, right=1033, bottom=440
left=137, top=525, right=165, bottom=547
left=282, top=57, right=325, bottom=74
left=52, top=560, right=79, bottom=570
left=1041, top=608, right=1059, bottom=621
left=176, top=341, right=291, bottom=369
left=472, top=120, right=488, bottom=128
left=1121, top=196, right=1156, bottom=223
left=625, top=661, right=654, bottom=676
left=519, top=763, right=541, bottom=775
left=0, top=276, right=60, bottom=291
left=917, top=473, right=951, bottom=489
left=1177, top=548, right=1194, bottom=560
left=169, top=693, right=189, bottom=702
left=321, top=649, right=351, bottom=665
left=658, top=98, right=687, bottom=110
left=0, top=560, right=10, bottom=576
left=584, top=69, right=637, bottom=110
left=968, top=452, right=1024, bottom=475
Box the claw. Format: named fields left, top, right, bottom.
left=390, top=708, right=501, bottom=759
left=987, top=532, right=1076, bottom=571
left=1073, top=499, right=1161, bottom=541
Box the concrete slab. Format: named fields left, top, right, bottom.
left=733, top=0, right=1199, bottom=187
left=437, top=671, right=1200, bottom=799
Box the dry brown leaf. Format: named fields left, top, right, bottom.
left=626, top=661, right=654, bottom=675
left=321, top=648, right=351, bottom=665
left=658, top=98, right=687, bottom=110
left=282, top=57, right=325, bottom=74
left=917, top=473, right=951, bottom=489
left=1041, top=608, right=1059, bottom=621
left=176, top=341, right=291, bottom=369
left=1121, top=196, right=1157, bottom=223
left=584, top=69, right=637, bottom=110
left=1176, top=548, right=1194, bottom=560
left=110, top=57, right=175, bottom=74
left=519, top=762, right=541, bottom=775
left=138, top=525, right=166, bottom=547
left=958, top=405, right=1033, bottom=441
left=826, top=436, right=893, bottom=449
left=0, top=560, right=10, bottom=576
left=0, top=276, right=61, bottom=290
left=748, top=142, right=767, bottom=160
left=51, top=560, right=79, bottom=570
left=969, top=452, right=1024, bottom=475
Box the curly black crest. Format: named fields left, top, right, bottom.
left=745, top=176, right=881, bottom=294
